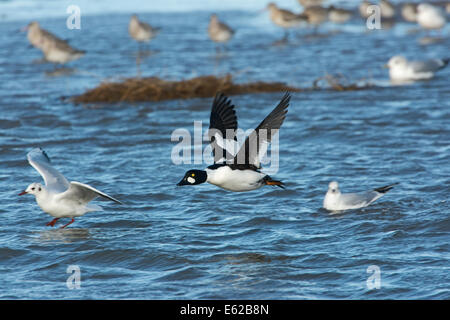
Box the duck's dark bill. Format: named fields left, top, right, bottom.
left=177, top=179, right=188, bottom=186
left=18, top=191, right=27, bottom=196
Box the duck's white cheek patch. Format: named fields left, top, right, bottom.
left=187, top=177, right=195, bottom=184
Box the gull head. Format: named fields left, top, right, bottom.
left=19, top=182, right=44, bottom=197
left=386, top=56, right=407, bottom=69
left=177, top=170, right=207, bottom=186
left=328, top=181, right=340, bottom=193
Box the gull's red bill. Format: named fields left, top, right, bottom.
left=18, top=191, right=27, bottom=196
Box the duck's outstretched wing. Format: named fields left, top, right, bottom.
left=233, top=92, right=290, bottom=168
left=209, top=93, right=239, bottom=163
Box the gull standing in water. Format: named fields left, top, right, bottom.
left=323, top=181, right=398, bottom=212
left=19, top=148, right=122, bottom=229
left=385, top=55, right=449, bottom=82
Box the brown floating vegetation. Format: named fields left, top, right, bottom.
left=70, top=73, right=374, bottom=104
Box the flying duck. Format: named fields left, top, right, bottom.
left=177, top=92, right=290, bottom=192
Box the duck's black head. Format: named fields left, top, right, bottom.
left=177, top=170, right=207, bottom=186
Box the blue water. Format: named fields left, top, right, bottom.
left=0, top=1, right=449, bottom=299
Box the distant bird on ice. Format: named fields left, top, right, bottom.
left=323, top=181, right=398, bottom=211
left=19, top=148, right=122, bottom=229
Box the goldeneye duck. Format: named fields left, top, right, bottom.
left=177, top=92, right=290, bottom=192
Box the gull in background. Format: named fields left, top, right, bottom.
left=385, top=55, right=449, bottom=82
left=19, top=148, right=122, bottom=229
left=416, top=3, right=446, bottom=31
left=323, top=181, right=398, bottom=212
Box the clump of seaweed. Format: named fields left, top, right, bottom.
left=70, top=73, right=375, bottom=104
left=71, top=74, right=302, bottom=104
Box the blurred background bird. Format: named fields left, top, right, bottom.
left=328, top=6, right=353, bottom=24
left=208, top=13, right=234, bottom=53
left=24, top=21, right=84, bottom=65
left=297, top=0, right=324, bottom=8
left=302, top=5, right=329, bottom=32
left=416, top=3, right=446, bottom=32
left=266, top=2, right=307, bottom=40
left=129, top=14, right=161, bottom=51
left=401, top=3, right=418, bottom=23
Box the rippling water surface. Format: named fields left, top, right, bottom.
left=0, top=1, right=449, bottom=299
